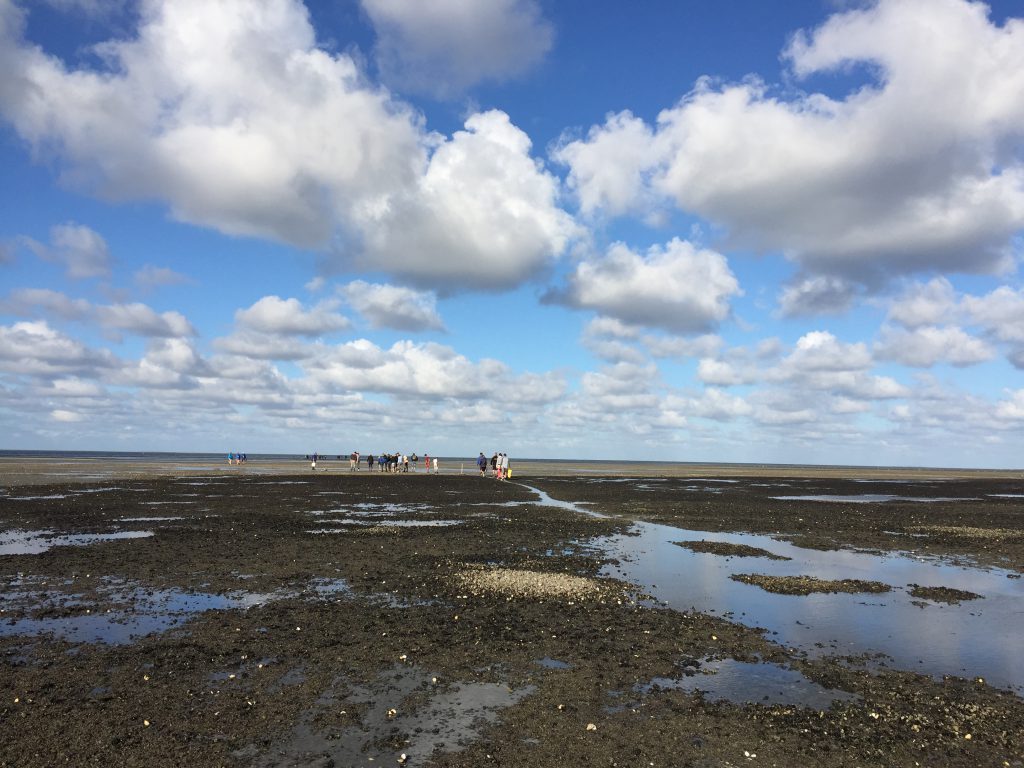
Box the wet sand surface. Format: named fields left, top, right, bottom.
left=1, top=461, right=1023, bottom=767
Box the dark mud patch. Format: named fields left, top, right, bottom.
left=730, top=573, right=892, bottom=595
left=907, top=584, right=983, bottom=604
left=2, top=472, right=1023, bottom=768
left=673, top=539, right=791, bottom=560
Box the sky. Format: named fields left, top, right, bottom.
left=1, top=0, right=1023, bottom=468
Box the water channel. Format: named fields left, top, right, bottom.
left=522, top=484, right=1024, bottom=694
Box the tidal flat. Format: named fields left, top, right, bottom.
left=1, top=462, right=1023, bottom=767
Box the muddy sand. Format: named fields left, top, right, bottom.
left=1, top=464, right=1023, bottom=767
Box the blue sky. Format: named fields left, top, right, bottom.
left=2, top=0, right=1024, bottom=467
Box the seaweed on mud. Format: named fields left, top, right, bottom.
left=906, top=584, right=983, bottom=604
left=729, top=574, right=892, bottom=596
left=672, top=540, right=791, bottom=560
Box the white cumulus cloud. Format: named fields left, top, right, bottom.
left=0, top=0, right=425, bottom=248
left=235, top=296, right=350, bottom=337
left=0, top=320, right=116, bottom=375
left=778, top=275, right=859, bottom=317
left=548, top=238, right=740, bottom=334
left=962, top=285, right=1024, bottom=344
left=305, top=339, right=566, bottom=402
left=874, top=326, right=994, bottom=368
left=96, top=303, right=196, bottom=338
left=0, top=2, right=573, bottom=292
left=557, top=0, right=1024, bottom=285
left=341, top=280, right=443, bottom=331
left=358, top=110, right=577, bottom=291
left=362, top=0, right=554, bottom=98
left=887, top=277, right=960, bottom=328
left=24, top=223, right=112, bottom=280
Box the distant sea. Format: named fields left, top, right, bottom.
left=0, top=449, right=981, bottom=473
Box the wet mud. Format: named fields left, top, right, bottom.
left=1, top=470, right=1023, bottom=767
left=729, top=574, right=892, bottom=595
left=673, top=540, right=791, bottom=560
left=907, top=584, right=983, bottom=604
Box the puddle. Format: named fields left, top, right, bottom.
left=596, top=520, right=1024, bottom=693
left=771, top=495, right=975, bottom=503
left=305, top=503, right=436, bottom=517
left=851, top=479, right=916, bottom=484
left=460, top=501, right=532, bottom=508
left=0, top=574, right=372, bottom=645
left=350, top=502, right=435, bottom=514
left=536, top=657, right=572, bottom=670
left=635, top=658, right=859, bottom=709
left=517, top=484, right=1024, bottom=694
left=0, top=529, right=153, bottom=555
left=308, top=520, right=462, bottom=533
left=6, top=494, right=68, bottom=501
left=253, top=664, right=533, bottom=767
left=0, top=583, right=276, bottom=644
left=308, top=578, right=352, bottom=597
left=519, top=486, right=602, bottom=516
left=118, top=516, right=184, bottom=522
left=988, top=494, right=1024, bottom=499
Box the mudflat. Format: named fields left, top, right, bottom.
left=1, top=463, right=1022, bottom=767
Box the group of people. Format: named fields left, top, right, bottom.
left=303, top=452, right=440, bottom=473
left=227, top=452, right=247, bottom=465
left=361, top=453, right=425, bottom=473
left=478, top=452, right=511, bottom=480
left=300, top=452, right=516, bottom=477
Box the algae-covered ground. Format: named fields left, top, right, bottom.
left=1, top=469, right=1022, bottom=767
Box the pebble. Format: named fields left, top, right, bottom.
left=586, top=723, right=597, bottom=731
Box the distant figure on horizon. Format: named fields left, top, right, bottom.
left=477, top=452, right=487, bottom=476
left=424, top=454, right=429, bottom=473
left=432, top=456, right=439, bottom=474
left=366, top=453, right=374, bottom=471
left=350, top=451, right=359, bottom=471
